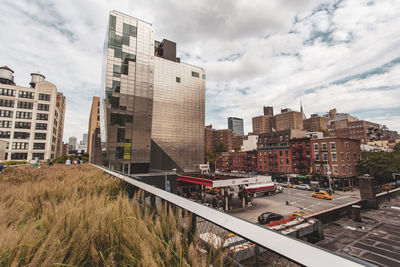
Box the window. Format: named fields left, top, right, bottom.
left=324, top=165, right=328, bottom=174
left=202, top=74, right=206, bottom=79
left=0, top=110, right=12, bottom=117
left=323, top=153, right=328, bottom=161
left=17, top=101, right=33, bottom=109
left=315, top=153, right=319, bottom=160
left=122, top=23, right=137, bottom=37
left=0, top=99, right=14, bottom=107
left=18, top=91, right=34, bottom=99
left=0, top=120, right=11, bottom=128
left=36, top=123, right=47, bottom=130
left=14, top=132, right=30, bottom=139
left=316, top=166, right=321, bottom=173
left=32, top=153, right=44, bottom=160
left=191, top=71, right=199, bottom=78
left=12, top=142, right=29, bottom=149
left=176, top=77, right=180, bottom=83
left=36, top=113, right=48, bottom=120
left=0, top=131, right=10, bottom=138
left=331, top=153, right=337, bottom=161
left=314, top=143, right=318, bottom=151
left=37, top=103, right=49, bottom=111
left=34, top=132, right=46, bottom=140
left=345, top=142, right=349, bottom=149
left=330, top=142, right=336, bottom=150
left=348, top=165, right=352, bottom=173
left=33, top=143, right=45, bottom=150
left=113, top=64, right=121, bottom=77
left=15, top=122, right=31, bottom=129
left=322, top=143, right=327, bottom=150
left=346, top=153, right=350, bottom=161
left=39, top=93, right=50, bottom=101
left=11, top=153, right=27, bottom=160
left=112, top=80, right=120, bottom=93
left=285, top=150, right=288, bottom=156
left=116, top=147, right=124, bottom=159
left=333, top=165, right=338, bottom=173
left=16, top=111, right=32, bottom=119
left=0, top=88, right=15, bottom=96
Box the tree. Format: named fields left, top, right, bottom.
left=394, top=142, right=400, bottom=153
left=318, top=127, right=330, bottom=137
left=357, top=151, right=400, bottom=184
left=232, top=146, right=241, bottom=152
left=215, top=143, right=226, bottom=153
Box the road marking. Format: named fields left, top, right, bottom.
left=335, top=196, right=350, bottom=200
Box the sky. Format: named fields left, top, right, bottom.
left=1, top=0, right=400, bottom=142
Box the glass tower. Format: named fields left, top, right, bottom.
left=228, top=117, right=244, bottom=136
left=101, top=11, right=205, bottom=173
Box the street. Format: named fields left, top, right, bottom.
left=227, top=187, right=361, bottom=224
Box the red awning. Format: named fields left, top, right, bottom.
left=177, top=175, right=213, bottom=187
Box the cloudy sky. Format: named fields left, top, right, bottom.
left=1, top=0, right=399, bottom=142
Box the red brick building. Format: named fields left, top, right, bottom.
left=205, top=125, right=233, bottom=152
left=216, top=151, right=257, bottom=173
left=329, top=120, right=381, bottom=144
left=310, top=137, right=361, bottom=186
left=257, top=146, right=292, bottom=174
left=290, top=138, right=312, bottom=175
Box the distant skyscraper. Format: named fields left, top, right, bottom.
left=228, top=117, right=244, bottom=136
left=82, top=133, right=88, bottom=145
left=69, top=136, right=77, bottom=150
left=101, top=11, right=205, bottom=173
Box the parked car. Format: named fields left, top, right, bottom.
left=258, top=212, right=284, bottom=225
left=312, top=191, right=333, bottom=200
left=294, top=184, right=311, bottom=190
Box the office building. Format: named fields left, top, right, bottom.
left=0, top=66, right=65, bottom=161
left=87, top=96, right=102, bottom=164
left=82, top=133, right=88, bottom=145
left=228, top=117, right=244, bottom=136
left=102, top=11, right=205, bottom=173
left=69, top=136, right=77, bottom=150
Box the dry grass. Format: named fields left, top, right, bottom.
left=0, top=165, right=226, bottom=267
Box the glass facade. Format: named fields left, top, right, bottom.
left=228, top=117, right=244, bottom=136
left=102, top=11, right=154, bottom=173
left=102, top=11, right=205, bottom=173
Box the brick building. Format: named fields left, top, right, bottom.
left=303, top=114, right=329, bottom=132
left=310, top=137, right=361, bottom=186
left=329, top=120, right=381, bottom=144
left=290, top=138, right=312, bottom=175
left=274, top=108, right=304, bottom=131
left=257, top=146, right=292, bottom=174
left=252, top=115, right=274, bottom=134
left=257, top=129, right=306, bottom=148
left=215, top=151, right=257, bottom=173
left=205, top=125, right=233, bottom=152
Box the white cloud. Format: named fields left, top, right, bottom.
left=0, top=0, right=399, bottom=143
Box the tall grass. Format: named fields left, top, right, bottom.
left=0, top=165, right=226, bottom=266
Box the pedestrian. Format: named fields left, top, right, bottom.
left=66, top=159, right=71, bottom=165
left=33, top=162, right=38, bottom=168
left=0, top=163, right=3, bottom=172
left=49, top=159, right=54, bottom=166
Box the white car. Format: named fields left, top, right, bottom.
left=295, top=184, right=311, bottom=190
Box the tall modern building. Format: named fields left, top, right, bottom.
left=0, top=66, right=66, bottom=161
left=228, top=117, right=244, bottom=136
left=101, top=11, right=205, bottom=173
left=68, top=136, right=77, bottom=150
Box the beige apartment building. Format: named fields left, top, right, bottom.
left=303, top=114, right=329, bottom=132
left=87, top=96, right=102, bottom=164
left=0, top=66, right=65, bottom=161
left=274, top=108, right=304, bottom=131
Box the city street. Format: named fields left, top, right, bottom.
left=227, top=187, right=361, bottom=224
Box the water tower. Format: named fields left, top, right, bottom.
left=30, top=72, right=45, bottom=88
left=0, top=66, right=15, bottom=85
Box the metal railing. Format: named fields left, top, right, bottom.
left=94, top=164, right=366, bottom=267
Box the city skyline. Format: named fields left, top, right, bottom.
left=1, top=0, right=400, bottom=140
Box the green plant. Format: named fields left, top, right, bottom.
left=2, top=160, right=28, bottom=166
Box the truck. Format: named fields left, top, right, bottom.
left=244, top=182, right=283, bottom=197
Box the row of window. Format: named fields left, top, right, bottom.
left=0, top=90, right=50, bottom=100
left=9, top=152, right=45, bottom=160
left=313, top=142, right=336, bottom=151
left=1, top=132, right=47, bottom=140
left=315, top=152, right=357, bottom=161
left=11, top=142, right=45, bottom=150
left=0, top=101, right=50, bottom=110
left=0, top=121, right=47, bottom=130
left=315, top=165, right=353, bottom=174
